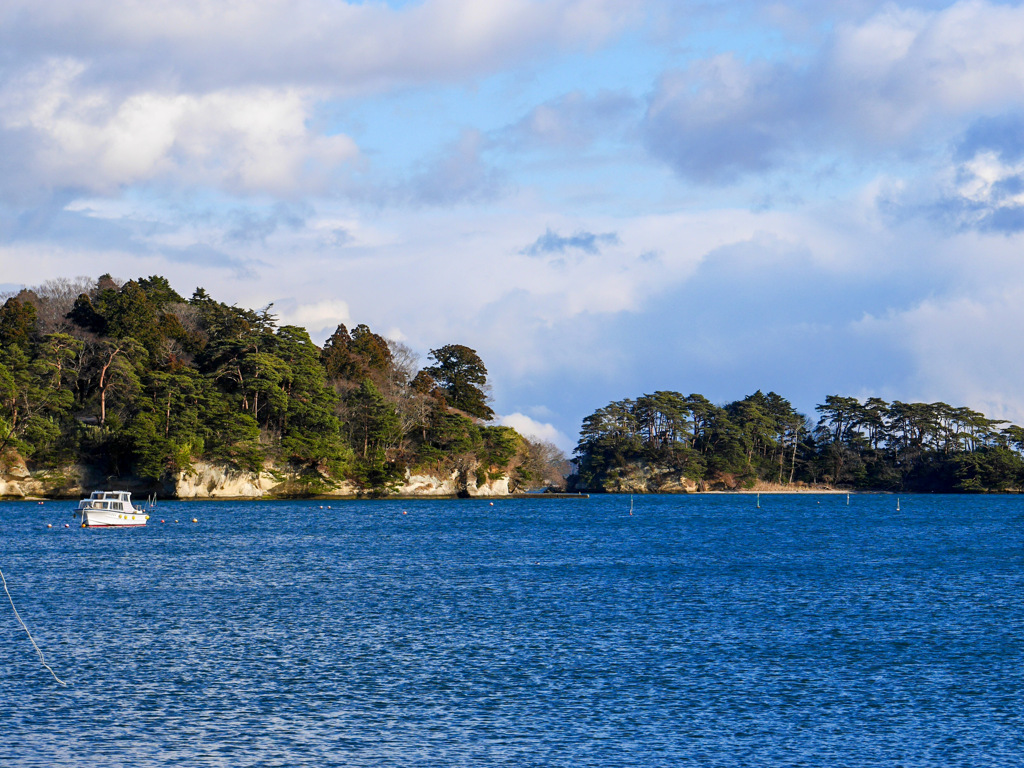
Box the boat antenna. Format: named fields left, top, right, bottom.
left=0, top=566, right=68, bottom=686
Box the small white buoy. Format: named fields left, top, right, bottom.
left=64, top=524, right=69, bottom=528
left=47, top=524, right=52, bottom=528
left=489, top=502, right=494, bottom=506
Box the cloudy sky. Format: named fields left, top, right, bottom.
left=3, top=0, right=1024, bottom=450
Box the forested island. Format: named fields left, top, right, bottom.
left=5, top=274, right=1022, bottom=499
left=571, top=391, right=1024, bottom=493
left=0, top=275, right=566, bottom=498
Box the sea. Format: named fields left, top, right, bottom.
left=1, top=493, right=1022, bottom=767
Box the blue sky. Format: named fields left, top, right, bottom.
left=3, top=0, right=1024, bottom=450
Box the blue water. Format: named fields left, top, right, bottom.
left=1, top=494, right=1023, bottom=767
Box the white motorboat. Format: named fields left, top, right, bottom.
left=74, top=491, right=148, bottom=528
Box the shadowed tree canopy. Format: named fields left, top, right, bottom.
left=0, top=296, right=39, bottom=349
left=136, top=276, right=185, bottom=308
left=67, top=294, right=107, bottom=335
left=423, top=344, right=494, bottom=421
left=321, top=323, right=393, bottom=385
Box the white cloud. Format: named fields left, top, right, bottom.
left=956, top=152, right=1012, bottom=204
left=0, top=62, right=358, bottom=195
left=405, top=130, right=504, bottom=205
left=0, top=0, right=641, bottom=93
left=645, top=0, right=1024, bottom=181
left=276, top=298, right=351, bottom=335
left=825, top=0, right=1024, bottom=136
left=502, top=89, right=638, bottom=150
left=0, top=0, right=644, bottom=202
left=497, top=412, right=572, bottom=449
left=854, top=282, right=1024, bottom=426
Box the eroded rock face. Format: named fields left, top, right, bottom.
left=0, top=479, right=25, bottom=497
left=581, top=462, right=699, bottom=494
left=396, top=471, right=461, bottom=496
left=466, top=474, right=511, bottom=497
left=386, top=468, right=512, bottom=497
left=174, top=462, right=277, bottom=499
left=0, top=460, right=93, bottom=499
left=0, top=455, right=35, bottom=496
left=170, top=463, right=511, bottom=498
left=5, top=454, right=30, bottom=479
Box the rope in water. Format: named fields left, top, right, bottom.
left=0, top=566, right=68, bottom=687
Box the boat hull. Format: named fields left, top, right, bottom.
left=78, top=508, right=147, bottom=527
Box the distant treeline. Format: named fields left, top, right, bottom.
left=573, top=390, right=1024, bottom=492
left=0, top=275, right=565, bottom=493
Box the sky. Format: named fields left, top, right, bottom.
left=2, top=0, right=1024, bottom=451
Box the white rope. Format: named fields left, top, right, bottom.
left=0, top=566, right=68, bottom=687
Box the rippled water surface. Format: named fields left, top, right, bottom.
left=2, top=494, right=1023, bottom=766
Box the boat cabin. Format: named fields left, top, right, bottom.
left=79, top=491, right=135, bottom=510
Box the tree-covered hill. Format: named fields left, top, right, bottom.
left=0, top=275, right=564, bottom=495
left=573, top=390, right=1024, bottom=493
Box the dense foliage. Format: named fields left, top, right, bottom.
left=0, top=275, right=561, bottom=494
left=574, top=390, right=1024, bottom=492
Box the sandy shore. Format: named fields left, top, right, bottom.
left=710, top=482, right=850, bottom=494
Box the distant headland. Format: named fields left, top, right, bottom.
left=570, top=391, right=1024, bottom=494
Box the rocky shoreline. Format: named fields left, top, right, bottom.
left=0, top=456, right=512, bottom=500
left=572, top=461, right=849, bottom=495
left=1, top=456, right=849, bottom=501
